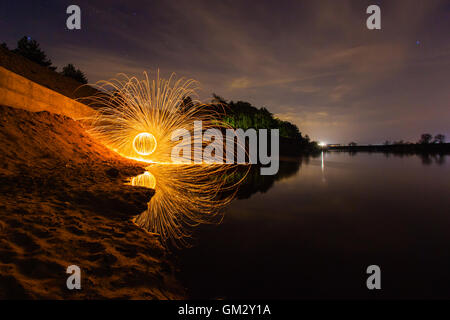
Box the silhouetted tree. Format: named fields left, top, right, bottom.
left=0, top=42, right=8, bottom=50
left=433, top=134, right=445, bottom=144
left=211, top=93, right=228, bottom=105
left=13, top=36, right=56, bottom=70
left=60, top=63, right=88, bottom=84
left=180, top=96, right=194, bottom=113
left=383, top=140, right=390, bottom=145
left=419, top=133, right=433, bottom=144
left=348, top=142, right=357, bottom=146
left=209, top=94, right=317, bottom=150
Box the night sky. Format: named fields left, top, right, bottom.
left=1, top=0, right=449, bottom=144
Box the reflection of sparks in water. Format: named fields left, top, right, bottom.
left=130, top=171, right=156, bottom=189
left=132, top=164, right=248, bottom=248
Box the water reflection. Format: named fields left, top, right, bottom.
left=234, top=158, right=309, bottom=199
left=129, top=171, right=157, bottom=189
left=130, top=151, right=446, bottom=249
left=417, top=153, right=446, bottom=166
left=129, top=157, right=315, bottom=247
left=336, top=150, right=449, bottom=166
left=176, top=152, right=450, bottom=299
left=131, top=164, right=248, bottom=248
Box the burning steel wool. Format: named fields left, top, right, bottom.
left=84, top=71, right=233, bottom=164
left=83, top=71, right=249, bottom=247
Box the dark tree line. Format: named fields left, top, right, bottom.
left=382, top=133, right=446, bottom=146
left=13, top=36, right=56, bottom=70
left=419, top=133, right=445, bottom=144
left=60, top=63, right=88, bottom=84
left=209, top=94, right=316, bottom=148
left=181, top=94, right=318, bottom=152
left=1, top=36, right=88, bottom=84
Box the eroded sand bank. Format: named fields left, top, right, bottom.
left=0, top=105, right=184, bottom=299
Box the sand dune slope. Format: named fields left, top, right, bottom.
left=0, top=105, right=184, bottom=299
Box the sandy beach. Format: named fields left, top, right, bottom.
left=0, top=105, right=184, bottom=299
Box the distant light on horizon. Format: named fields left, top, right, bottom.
left=319, top=142, right=327, bottom=147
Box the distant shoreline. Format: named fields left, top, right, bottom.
left=327, top=143, right=450, bottom=154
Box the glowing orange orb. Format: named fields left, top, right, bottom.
left=130, top=171, right=156, bottom=189
left=133, top=132, right=157, bottom=155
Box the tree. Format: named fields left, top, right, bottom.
left=211, top=93, right=227, bottom=105
left=419, top=133, right=432, bottom=144
left=348, top=142, right=357, bottom=146
left=13, top=36, right=55, bottom=70
left=208, top=94, right=318, bottom=150
left=60, top=63, right=88, bottom=84
left=180, top=96, right=194, bottom=113
left=0, top=42, right=8, bottom=50
left=433, top=134, right=445, bottom=144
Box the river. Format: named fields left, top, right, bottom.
left=175, top=152, right=450, bottom=299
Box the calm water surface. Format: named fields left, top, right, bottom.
left=175, top=152, right=450, bottom=299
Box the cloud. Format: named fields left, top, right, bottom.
left=229, top=77, right=251, bottom=89
left=5, top=0, right=448, bottom=144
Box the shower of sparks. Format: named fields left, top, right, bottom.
left=83, top=71, right=249, bottom=247
left=83, top=71, right=234, bottom=164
